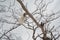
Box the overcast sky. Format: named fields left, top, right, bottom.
left=0, top=0, right=60, bottom=40
left=14, top=0, right=60, bottom=40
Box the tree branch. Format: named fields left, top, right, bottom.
left=17, top=0, right=44, bottom=33
left=0, top=24, right=20, bottom=39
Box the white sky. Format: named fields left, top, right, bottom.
left=0, top=0, right=60, bottom=40
left=21, top=0, right=60, bottom=13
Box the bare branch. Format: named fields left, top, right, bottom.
left=0, top=24, right=20, bottom=39
left=5, top=35, right=11, bottom=40
left=17, top=0, right=44, bottom=33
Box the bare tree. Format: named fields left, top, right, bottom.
left=0, top=0, right=60, bottom=40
